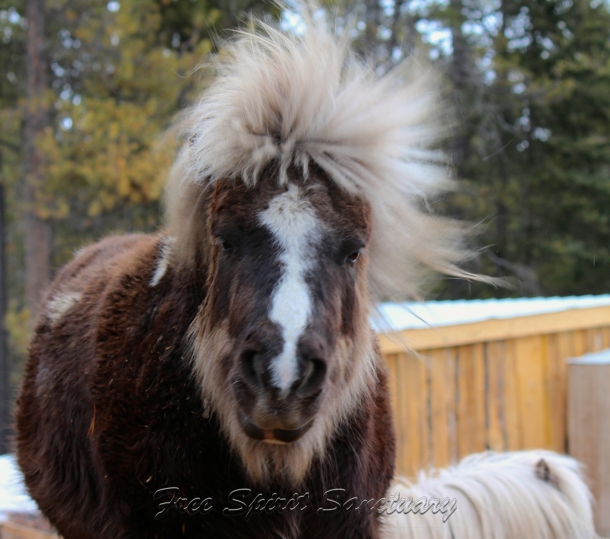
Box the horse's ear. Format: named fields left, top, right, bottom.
left=535, top=458, right=559, bottom=489
left=535, top=458, right=550, bottom=481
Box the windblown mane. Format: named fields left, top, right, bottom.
left=165, top=9, right=474, bottom=300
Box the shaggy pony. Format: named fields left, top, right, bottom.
left=15, top=4, right=589, bottom=539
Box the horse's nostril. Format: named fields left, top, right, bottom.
left=296, top=359, right=326, bottom=396
left=241, top=348, right=325, bottom=398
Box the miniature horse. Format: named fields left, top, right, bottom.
left=16, top=12, right=469, bottom=539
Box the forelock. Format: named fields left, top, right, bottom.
left=166, top=4, right=490, bottom=300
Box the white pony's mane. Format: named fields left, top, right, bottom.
left=166, top=7, right=479, bottom=300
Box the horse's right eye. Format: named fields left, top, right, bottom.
left=215, top=235, right=235, bottom=252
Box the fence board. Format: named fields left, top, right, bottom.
left=428, top=348, right=451, bottom=469
left=572, top=329, right=587, bottom=358
left=546, top=333, right=569, bottom=452
left=603, top=327, right=610, bottom=348
left=513, top=336, right=548, bottom=448
left=502, top=339, right=522, bottom=451
left=386, top=353, right=410, bottom=478
left=485, top=341, right=506, bottom=452
left=456, top=344, right=486, bottom=459
left=393, top=352, right=424, bottom=478
left=585, top=328, right=604, bottom=352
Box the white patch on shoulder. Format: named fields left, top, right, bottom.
left=46, top=291, right=82, bottom=325
left=259, top=183, right=322, bottom=393
left=150, top=235, right=175, bottom=287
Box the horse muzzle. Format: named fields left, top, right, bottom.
left=238, top=411, right=315, bottom=444
left=232, top=339, right=327, bottom=443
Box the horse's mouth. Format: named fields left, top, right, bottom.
left=238, top=412, right=314, bottom=444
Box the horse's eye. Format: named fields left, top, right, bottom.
left=346, top=250, right=360, bottom=263
left=220, top=241, right=234, bottom=252
left=341, top=239, right=365, bottom=265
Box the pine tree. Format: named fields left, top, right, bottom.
left=432, top=0, right=610, bottom=297
left=0, top=1, right=27, bottom=453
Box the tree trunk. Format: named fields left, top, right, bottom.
left=24, top=0, right=51, bottom=317
left=0, top=167, right=9, bottom=454
left=363, top=0, right=380, bottom=59
left=403, top=8, right=417, bottom=56
left=448, top=0, right=471, bottom=167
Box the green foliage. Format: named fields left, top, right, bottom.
left=35, top=0, right=212, bottom=229
left=426, top=0, right=610, bottom=298
left=40, top=59, right=210, bottom=220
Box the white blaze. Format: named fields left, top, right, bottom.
left=259, top=184, right=321, bottom=393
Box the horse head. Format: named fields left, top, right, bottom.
left=163, top=14, right=473, bottom=484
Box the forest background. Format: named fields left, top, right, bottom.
left=1, top=0, right=609, bottom=452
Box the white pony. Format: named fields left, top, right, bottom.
left=382, top=450, right=598, bottom=539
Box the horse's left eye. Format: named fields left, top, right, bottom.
left=341, top=238, right=365, bottom=265
left=346, top=250, right=360, bottom=263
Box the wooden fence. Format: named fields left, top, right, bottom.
left=379, top=305, right=610, bottom=478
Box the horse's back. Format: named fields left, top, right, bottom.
left=50, top=233, right=154, bottom=296
left=16, top=233, right=159, bottom=538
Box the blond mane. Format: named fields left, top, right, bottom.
left=166, top=6, right=477, bottom=301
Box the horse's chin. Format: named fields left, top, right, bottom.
left=238, top=411, right=314, bottom=444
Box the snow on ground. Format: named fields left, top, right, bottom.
left=372, top=294, right=610, bottom=333
left=0, top=454, right=38, bottom=521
